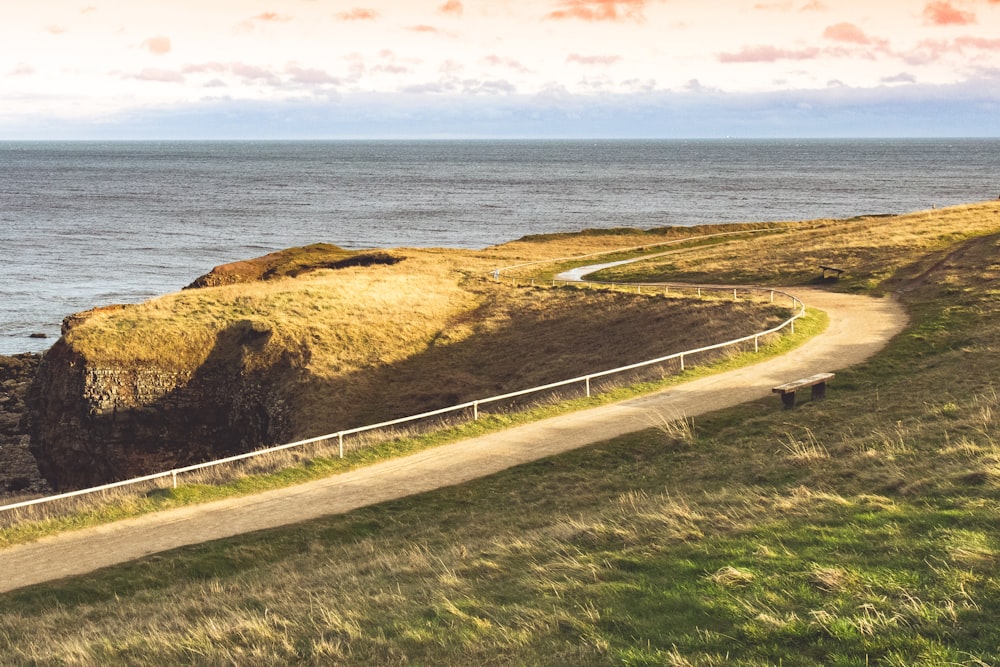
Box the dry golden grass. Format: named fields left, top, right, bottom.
left=66, top=251, right=473, bottom=374
left=592, top=201, right=1000, bottom=288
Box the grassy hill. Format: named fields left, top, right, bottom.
left=1, top=202, right=999, bottom=665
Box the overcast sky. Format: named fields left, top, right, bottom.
left=3, top=0, right=999, bottom=139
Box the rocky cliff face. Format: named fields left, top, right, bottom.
left=28, top=319, right=301, bottom=490
left=0, top=354, right=49, bottom=496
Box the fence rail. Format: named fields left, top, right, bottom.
left=0, top=273, right=804, bottom=516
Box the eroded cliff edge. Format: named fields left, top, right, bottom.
left=28, top=320, right=300, bottom=490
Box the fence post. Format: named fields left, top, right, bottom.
left=680, top=354, right=685, bottom=372
left=172, top=470, right=177, bottom=489
left=338, top=432, right=344, bottom=459
left=754, top=335, right=759, bottom=353
left=770, top=290, right=775, bottom=303
left=697, top=287, right=702, bottom=297
left=733, top=288, right=738, bottom=301
left=585, top=376, right=591, bottom=398
left=473, top=401, right=479, bottom=421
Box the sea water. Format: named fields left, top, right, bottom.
left=2, top=138, right=998, bottom=355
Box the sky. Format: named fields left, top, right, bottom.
left=2, top=0, right=999, bottom=138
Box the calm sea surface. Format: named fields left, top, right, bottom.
left=2, top=139, right=998, bottom=355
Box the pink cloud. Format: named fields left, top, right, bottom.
left=142, top=36, right=172, bottom=55
left=566, top=53, right=622, bottom=65
left=902, top=39, right=950, bottom=64
left=822, top=22, right=870, bottom=44
left=923, top=1, right=976, bottom=25
left=10, top=63, right=36, bottom=76
left=717, top=45, right=821, bottom=63
left=186, top=62, right=280, bottom=83
left=336, top=8, right=379, bottom=21
left=182, top=62, right=228, bottom=74
left=408, top=24, right=440, bottom=33
left=286, top=66, right=341, bottom=85
left=130, top=68, right=185, bottom=83
left=545, top=0, right=648, bottom=22
left=373, top=63, right=412, bottom=74
left=438, top=0, right=463, bottom=15
left=800, top=1, right=827, bottom=9
left=482, top=55, right=532, bottom=73
left=46, top=25, right=67, bottom=35
left=956, top=36, right=1000, bottom=50
left=230, top=63, right=280, bottom=83
left=81, top=6, right=96, bottom=13
left=253, top=12, right=292, bottom=22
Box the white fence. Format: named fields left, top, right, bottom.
left=0, top=277, right=803, bottom=516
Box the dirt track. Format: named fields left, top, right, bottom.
left=0, top=288, right=907, bottom=594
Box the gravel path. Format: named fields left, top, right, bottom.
left=0, top=287, right=907, bottom=594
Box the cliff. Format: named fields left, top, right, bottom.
left=0, top=354, right=48, bottom=496
left=29, top=320, right=301, bottom=490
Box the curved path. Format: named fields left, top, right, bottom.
left=0, top=287, right=907, bottom=594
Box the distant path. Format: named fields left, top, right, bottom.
left=0, top=286, right=907, bottom=594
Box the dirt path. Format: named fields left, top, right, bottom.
left=0, top=288, right=907, bottom=594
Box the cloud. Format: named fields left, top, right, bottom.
left=286, top=66, right=342, bottom=86
left=438, top=0, right=463, bottom=15
left=717, top=45, right=821, bottom=63
left=923, top=1, right=976, bottom=25
left=566, top=54, right=623, bottom=65
left=184, top=62, right=282, bottom=84
left=230, top=63, right=281, bottom=84
left=753, top=2, right=794, bottom=9
left=407, top=25, right=441, bottom=33
left=142, top=36, right=172, bottom=56
left=956, top=36, right=1000, bottom=50
left=335, top=8, right=379, bottom=21
left=180, top=62, right=345, bottom=90
left=545, top=0, right=649, bottom=22
left=822, top=22, right=871, bottom=44
left=482, top=55, right=532, bottom=73
left=253, top=12, right=292, bottom=22
left=882, top=73, right=917, bottom=84
left=238, top=11, right=293, bottom=31
left=46, top=25, right=67, bottom=35
left=902, top=35, right=1000, bottom=64
left=10, top=63, right=36, bottom=76
left=800, top=1, right=827, bottom=10
left=129, top=68, right=185, bottom=83
left=81, top=6, right=96, bottom=13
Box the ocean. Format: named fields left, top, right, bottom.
left=1, top=139, right=998, bottom=356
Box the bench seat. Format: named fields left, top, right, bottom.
left=772, top=372, right=835, bottom=408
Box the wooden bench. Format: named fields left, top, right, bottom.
left=820, top=265, right=844, bottom=279
left=772, top=372, right=835, bottom=409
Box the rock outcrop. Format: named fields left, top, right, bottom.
left=186, top=243, right=401, bottom=289
left=28, top=320, right=301, bottom=491
left=0, top=354, right=48, bottom=496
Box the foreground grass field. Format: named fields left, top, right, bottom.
left=2, top=203, right=999, bottom=665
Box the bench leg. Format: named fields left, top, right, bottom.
left=811, top=382, right=827, bottom=401
left=781, top=392, right=796, bottom=409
